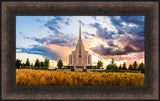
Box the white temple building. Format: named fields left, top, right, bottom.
left=68, top=20, right=92, bottom=71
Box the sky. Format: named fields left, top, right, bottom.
left=16, top=16, right=144, bottom=68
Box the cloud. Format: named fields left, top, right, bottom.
left=87, top=16, right=144, bottom=40
left=107, top=40, right=118, bottom=47
left=44, top=16, right=70, bottom=34
left=32, top=37, right=49, bottom=44
left=110, top=16, right=144, bottom=36
left=86, top=16, right=144, bottom=57
left=31, top=32, right=77, bottom=47
left=89, top=23, right=114, bottom=39
left=121, top=16, right=144, bottom=25
left=82, top=22, right=85, bottom=26
left=82, top=32, right=96, bottom=39
left=128, top=38, right=144, bottom=51
left=83, top=32, right=96, bottom=37
left=91, top=38, right=144, bottom=56
left=16, top=45, right=60, bottom=60
left=31, top=16, right=77, bottom=47
left=47, top=44, right=75, bottom=64
left=50, top=39, right=67, bottom=44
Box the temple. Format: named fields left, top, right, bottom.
left=68, top=20, right=92, bottom=71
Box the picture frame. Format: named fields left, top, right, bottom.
left=1, top=1, right=159, bottom=100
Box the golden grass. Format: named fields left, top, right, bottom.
left=16, top=69, right=144, bottom=86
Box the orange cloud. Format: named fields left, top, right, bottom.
left=46, top=44, right=75, bottom=65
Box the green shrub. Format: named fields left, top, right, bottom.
left=106, top=64, right=114, bottom=69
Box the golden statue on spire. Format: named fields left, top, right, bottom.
left=79, top=20, right=81, bottom=24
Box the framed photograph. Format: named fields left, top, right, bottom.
left=2, top=1, right=159, bottom=100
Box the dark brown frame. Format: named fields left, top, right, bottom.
left=2, top=1, right=159, bottom=100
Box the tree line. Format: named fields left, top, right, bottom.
left=97, top=58, right=145, bottom=72
left=17, top=58, right=144, bottom=73
left=56, top=58, right=144, bottom=72
left=16, top=58, right=50, bottom=69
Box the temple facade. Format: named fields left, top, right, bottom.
left=68, top=20, right=92, bottom=70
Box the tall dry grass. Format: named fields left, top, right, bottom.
left=16, top=69, right=144, bottom=86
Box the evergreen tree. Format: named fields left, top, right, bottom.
left=25, top=58, right=30, bottom=66
left=122, top=62, right=127, bottom=70
left=133, top=61, right=138, bottom=70
left=114, top=65, right=118, bottom=71
left=138, top=62, right=145, bottom=70
left=119, top=64, right=122, bottom=70
left=16, top=59, right=22, bottom=69
left=97, top=60, right=103, bottom=69
left=128, top=64, right=133, bottom=70
left=40, top=61, right=44, bottom=68
left=34, top=58, right=40, bottom=67
left=57, top=59, right=63, bottom=69
left=44, top=58, right=50, bottom=68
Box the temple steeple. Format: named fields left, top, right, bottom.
left=68, top=20, right=92, bottom=72
left=79, top=20, right=81, bottom=40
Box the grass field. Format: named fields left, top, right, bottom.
left=16, top=69, right=144, bottom=86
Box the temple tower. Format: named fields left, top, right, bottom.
left=68, top=20, right=92, bottom=71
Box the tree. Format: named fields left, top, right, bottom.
left=138, top=62, right=144, bottom=70
left=44, top=58, right=50, bottom=68
left=128, top=64, right=133, bottom=70
left=133, top=61, right=138, bottom=70
left=119, top=64, right=122, bottom=70
left=106, top=58, right=117, bottom=70
left=112, top=59, right=118, bottom=70
left=106, top=64, right=113, bottom=69
left=122, top=62, right=127, bottom=70
left=97, top=60, right=103, bottom=69
left=21, top=63, right=25, bottom=66
left=34, top=58, right=40, bottom=67
left=57, top=59, right=63, bottom=69
left=40, top=61, right=44, bottom=68
left=31, top=63, right=33, bottom=67
left=25, top=58, right=30, bottom=66
left=111, top=58, right=114, bottom=64
left=16, top=59, right=22, bottom=69
left=114, top=65, right=118, bottom=71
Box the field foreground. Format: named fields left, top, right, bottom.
left=16, top=69, right=144, bottom=86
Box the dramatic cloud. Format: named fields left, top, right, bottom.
left=32, top=33, right=77, bottom=47
left=89, top=23, right=114, bottom=39
left=47, top=44, right=75, bottom=64
left=82, top=32, right=96, bottom=39
left=87, top=16, right=144, bottom=59
left=110, top=16, right=144, bottom=36
left=107, top=40, right=118, bottom=47
left=91, top=38, right=144, bottom=56
left=44, top=16, right=70, bottom=34
left=16, top=45, right=60, bottom=60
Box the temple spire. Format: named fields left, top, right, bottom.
left=79, top=20, right=81, bottom=40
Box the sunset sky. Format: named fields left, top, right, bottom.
left=16, top=16, right=144, bottom=68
